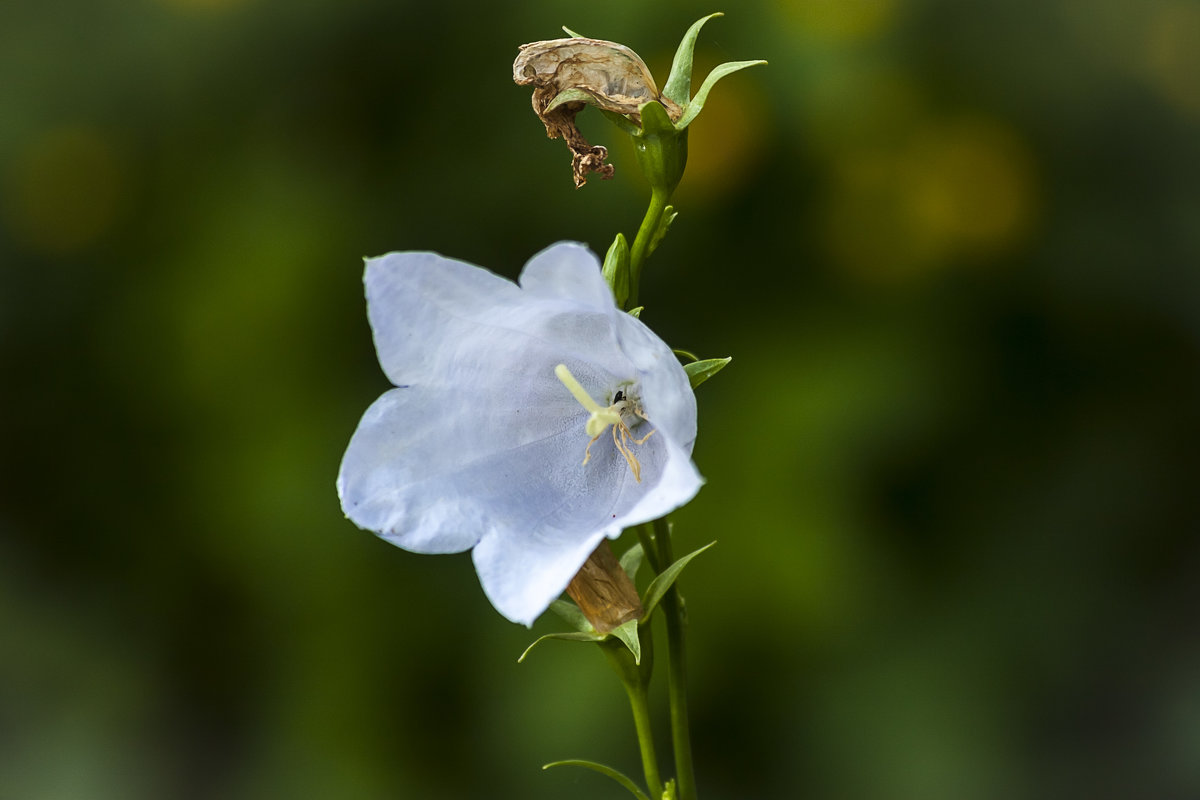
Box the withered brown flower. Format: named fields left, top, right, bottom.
left=513, top=38, right=682, bottom=187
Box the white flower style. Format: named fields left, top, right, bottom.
left=337, top=242, right=704, bottom=626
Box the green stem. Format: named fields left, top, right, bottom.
left=636, top=523, right=662, bottom=575
left=627, top=676, right=664, bottom=799
left=627, top=188, right=671, bottom=309
left=602, top=641, right=663, bottom=800
left=654, top=516, right=698, bottom=800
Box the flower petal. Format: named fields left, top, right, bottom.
left=365, top=251, right=521, bottom=387
left=365, top=245, right=630, bottom=389
left=341, top=242, right=704, bottom=625
left=615, top=312, right=697, bottom=452
left=468, top=417, right=703, bottom=625
left=519, top=241, right=616, bottom=312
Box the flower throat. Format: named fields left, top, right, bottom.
left=554, top=364, right=656, bottom=481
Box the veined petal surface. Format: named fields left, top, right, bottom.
left=338, top=242, right=703, bottom=625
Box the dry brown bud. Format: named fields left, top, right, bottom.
left=565, top=540, right=643, bottom=634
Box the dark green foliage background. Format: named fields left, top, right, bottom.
left=3, top=0, right=1199, bottom=797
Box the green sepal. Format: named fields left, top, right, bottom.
left=673, top=348, right=699, bottom=363
left=676, top=59, right=768, bottom=130
left=684, top=357, right=732, bottom=389
left=640, top=541, right=716, bottom=621
left=628, top=306, right=644, bottom=319
left=662, top=12, right=724, bottom=106
left=518, top=630, right=606, bottom=663
left=545, top=87, right=601, bottom=114
left=609, top=618, right=642, bottom=664
left=602, top=233, right=631, bottom=308
left=620, top=542, right=645, bottom=581
left=560, top=25, right=586, bottom=38
left=543, top=760, right=652, bottom=800
left=638, top=99, right=678, bottom=136
left=529, top=598, right=642, bottom=664
left=648, top=205, right=678, bottom=258
left=549, top=598, right=592, bottom=632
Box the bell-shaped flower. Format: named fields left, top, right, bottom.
left=337, top=242, right=704, bottom=626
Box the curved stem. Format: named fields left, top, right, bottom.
left=627, top=188, right=671, bottom=309
left=654, top=516, right=698, bottom=800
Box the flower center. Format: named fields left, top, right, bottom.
left=554, top=363, right=656, bottom=482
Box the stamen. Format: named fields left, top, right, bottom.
left=554, top=363, right=656, bottom=482
left=554, top=364, right=621, bottom=437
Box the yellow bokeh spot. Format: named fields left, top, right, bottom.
left=3, top=126, right=126, bottom=256
left=1144, top=2, right=1200, bottom=117
left=778, top=0, right=901, bottom=41
left=680, top=75, right=770, bottom=204
left=151, top=0, right=247, bottom=11
left=825, top=117, right=1037, bottom=281
left=905, top=118, right=1036, bottom=253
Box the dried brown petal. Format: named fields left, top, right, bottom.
left=514, top=38, right=662, bottom=118
left=513, top=37, right=682, bottom=187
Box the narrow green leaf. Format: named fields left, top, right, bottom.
left=684, top=357, right=732, bottom=389
left=545, top=87, right=599, bottom=114
left=673, top=348, right=699, bottom=363
left=628, top=306, right=644, bottom=319
left=648, top=206, right=678, bottom=257
left=602, top=232, right=631, bottom=308
left=549, top=598, right=592, bottom=632
left=597, top=107, right=642, bottom=136
left=561, top=25, right=586, bottom=38
left=620, top=542, right=645, bottom=581
left=610, top=618, right=642, bottom=664
left=662, top=12, right=724, bottom=107
left=543, top=760, right=652, bottom=800
left=676, top=59, right=767, bottom=130
left=518, top=631, right=604, bottom=663
left=641, top=541, right=717, bottom=620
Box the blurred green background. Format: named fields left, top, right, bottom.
left=4, top=0, right=1199, bottom=797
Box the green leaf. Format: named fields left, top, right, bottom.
left=597, top=107, right=642, bottom=136
left=662, top=13, right=724, bottom=107
left=620, top=542, right=645, bottom=581
left=543, top=760, right=651, bottom=800
left=641, top=541, right=716, bottom=620
left=602, top=232, right=631, bottom=308
left=676, top=59, right=768, bottom=130
left=518, top=630, right=605, bottom=663
left=684, top=357, right=732, bottom=389
left=628, top=306, right=644, bottom=319
left=549, top=598, right=592, bottom=632
left=648, top=205, right=677, bottom=257
left=561, top=25, right=586, bottom=38
left=609, top=618, right=642, bottom=664
left=545, top=87, right=600, bottom=114
left=673, top=348, right=699, bottom=363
